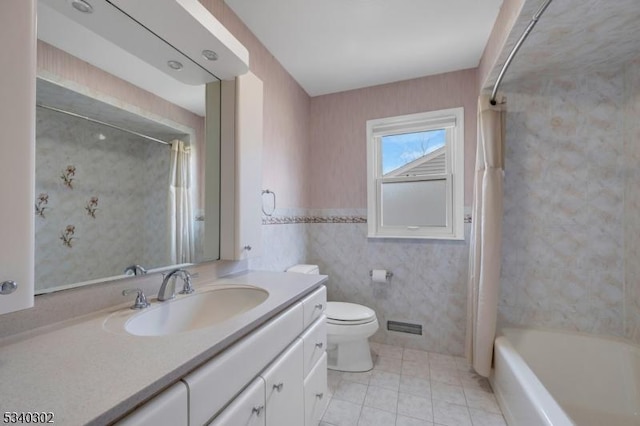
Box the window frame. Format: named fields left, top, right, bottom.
left=366, top=107, right=464, bottom=240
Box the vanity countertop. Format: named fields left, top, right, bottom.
left=0, top=270, right=327, bottom=426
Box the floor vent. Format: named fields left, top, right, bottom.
left=387, top=321, right=422, bottom=335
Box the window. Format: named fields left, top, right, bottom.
left=366, top=107, right=464, bottom=240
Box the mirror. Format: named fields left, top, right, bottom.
left=34, top=0, right=222, bottom=294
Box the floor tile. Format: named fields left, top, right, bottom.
left=369, top=370, right=401, bottom=391
left=333, top=380, right=368, bottom=405
left=459, top=373, right=493, bottom=393
left=357, top=406, right=396, bottom=426
left=431, top=381, right=466, bottom=405
left=373, top=342, right=404, bottom=359
left=468, top=408, right=507, bottom=426
left=374, top=356, right=403, bottom=374
left=464, top=388, right=501, bottom=414
left=328, top=370, right=344, bottom=396
left=363, top=385, right=398, bottom=413
left=455, top=356, right=471, bottom=371
left=397, top=392, right=433, bottom=422
left=321, top=344, right=504, bottom=426
left=322, top=399, right=362, bottom=426
left=432, top=400, right=472, bottom=426
left=429, top=365, right=461, bottom=386
left=401, top=360, right=430, bottom=379
left=342, top=370, right=372, bottom=385
left=428, top=352, right=458, bottom=367
left=402, top=348, right=430, bottom=363
left=399, top=375, right=431, bottom=398
left=395, top=415, right=434, bottom=426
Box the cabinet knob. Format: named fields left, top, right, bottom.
left=0, top=281, right=17, bottom=295
left=315, top=303, right=323, bottom=310
left=315, top=392, right=324, bottom=399
left=243, top=245, right=252, bottom=251
left=315, top=342, right=324, bottom=349
left=252, top=405, right=264, bottom=416
left=273, top=382, right=284, bottom=392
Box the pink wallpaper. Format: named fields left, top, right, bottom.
left=199, top=0, right=312, bottom=209
left=477, top=0, right=526, bottom=90
left=308, top=69, right=478, bottom=209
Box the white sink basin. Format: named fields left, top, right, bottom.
left=121, top=286, right=269, bottom=336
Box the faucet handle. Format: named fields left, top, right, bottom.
left=179, top=272, right=195, bottom=295
left=122, top=288, right=150, bottom=309
left=124, top=264, right=147, bottom=276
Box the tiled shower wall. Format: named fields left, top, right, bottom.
left=35, top=108, right=170, bottom=291
left=624, top=57, right=640, bottom=343
left=499, top=62, right=640, bottom=338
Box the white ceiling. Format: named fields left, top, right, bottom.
left=225, top=0, right=504, bottom=96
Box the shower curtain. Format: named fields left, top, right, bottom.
left=169, top=140, right=194, bottom=264
left=466, top=95, right=505, bottom=377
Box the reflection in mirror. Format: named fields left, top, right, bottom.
left=35, top=2, right=221, bottom=294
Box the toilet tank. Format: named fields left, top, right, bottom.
left=286, top=264, right=319, bottom=274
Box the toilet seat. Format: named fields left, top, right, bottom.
left=326, top=302, right=376, bottom=325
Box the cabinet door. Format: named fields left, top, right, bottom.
left=302, top=316, right=327, bottom=377
left=209, top=377, right=265, bottom=426
left=0, top=0, right=35, bottom=315
left=301, top=286, right=326, bottom=329
left=304, top=353, right=328, bottom=426
left=115, top=382, right=188, bottom=426
left=220, top=71, right=263, bottom=261
left=261, top=339, right=304, bottom=426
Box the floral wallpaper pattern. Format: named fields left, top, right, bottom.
left=35, top=107, right=171, bottom=291
left=35, top=193, right=49, bottom=218
left=60, top=165, right=75, bottom=189
left=85, top=196, right=99, bottom=218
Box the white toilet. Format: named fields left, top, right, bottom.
left=286, top=264, right=379, bottom=372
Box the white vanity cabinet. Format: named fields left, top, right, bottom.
left=116, top=382, right=188, bottom=426
left=208, top=378, right=266, bottom=426
left=184, top=302, right=304, bottom=426
left=261, top=339, right=304, bottom=426
left=304, top=353, right=329, bottom=426
left=186, top=286, right=327, bottom=426
left=302, top=316, right=327, bottom=377
left=220, top=71, right=264, bottom=261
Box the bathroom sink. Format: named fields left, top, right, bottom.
left=121, top=286, right=269, bottom=336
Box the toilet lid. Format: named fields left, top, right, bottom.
left=326, top=302, right=376, bottom=323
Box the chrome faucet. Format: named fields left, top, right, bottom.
left=157, top=268, right=193, bottom=301
left=124, top=264, right=147, bottom=276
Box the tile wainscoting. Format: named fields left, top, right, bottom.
left=254, top=209, right=471, bottom=356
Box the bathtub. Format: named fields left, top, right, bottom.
left=490, top=328, right=640, bottom=426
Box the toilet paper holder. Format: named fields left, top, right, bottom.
left=369, top=270, right=393, bottom=279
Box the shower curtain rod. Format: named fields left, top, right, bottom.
left=489, top=0, right=553, bottom=105
left=36, top=103, right=171, bottom=146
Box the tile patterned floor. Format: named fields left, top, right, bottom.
left=320, top=342, right=507, bottom=426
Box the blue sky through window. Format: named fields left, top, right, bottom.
left=382, top=129, right=446, bottom=175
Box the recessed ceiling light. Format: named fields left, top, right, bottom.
left=167, top=60, right=183, bottom=71
left=70, top=0, right=93, bottom=14
left=202, top=50, right=218, bottom=61
left=97, top=133, right=106, bottom=140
